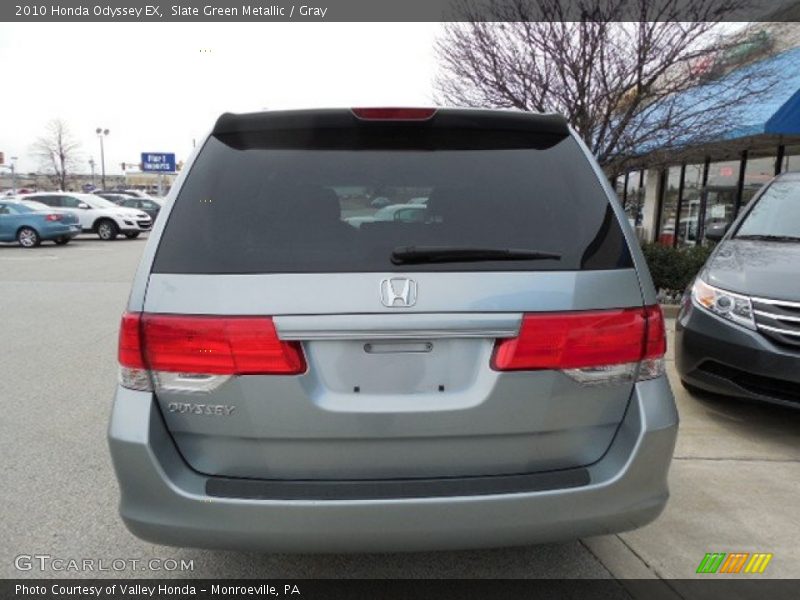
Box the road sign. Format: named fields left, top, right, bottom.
left=141, top=152, right=176, bottom=173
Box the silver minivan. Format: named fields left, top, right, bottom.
left=109, top=107, right=678, bottom=552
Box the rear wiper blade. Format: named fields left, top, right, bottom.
left=391, top=245, right=561, bottom=265
left=735, top=234, right=800, bottom=242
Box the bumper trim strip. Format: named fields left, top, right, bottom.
left=206, top=468, right=591, bottom=500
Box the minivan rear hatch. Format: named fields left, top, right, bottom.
left=141, top=108, right=644, bottom=481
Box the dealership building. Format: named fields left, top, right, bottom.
left=615, top=27, right=800, bottom=247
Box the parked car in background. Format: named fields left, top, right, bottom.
left=94, top=190, right=164, bottom=219
left=17, top=199, right=57, bottom=211
left=122, top=189, right=156, bottom=199
left=0, top=199, right=81, bottom=247
left=94, top=192, right=131, bottom=204
left=99, top=189, right=163, bottom=201
left=109, top=107, right=675, bottom=553
left=369, top=196, right=391, bottom=208
left=345, top=203, right=427, bottom=228
left=23, top=192, right=152, bottom=240
left=110, top=195, right=163, bottom=222
left=676, top=172, right=800, bottom=409
left=92, top=189, right=130, bottom=196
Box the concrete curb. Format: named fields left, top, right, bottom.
left=660, top=304, right=680, bottom=319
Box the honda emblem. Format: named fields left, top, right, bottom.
left=380, top=278, right=417, bottom=308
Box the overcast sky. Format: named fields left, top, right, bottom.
left=0, top=23, right=443, bottom=174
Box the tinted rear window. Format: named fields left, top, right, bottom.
left=153, top=127, right=631, bottom=274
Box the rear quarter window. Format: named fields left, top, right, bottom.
left=153, top=127, right=632, bottom=274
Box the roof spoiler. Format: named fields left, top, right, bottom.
left=211, top=108, right=569, bottom=137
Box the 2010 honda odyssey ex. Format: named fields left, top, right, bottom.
left=109, top=107, right=677, bottom=552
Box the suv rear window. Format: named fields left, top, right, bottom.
left=153, top=127, right=631, bottom=274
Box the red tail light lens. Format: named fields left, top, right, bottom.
left=45, top=213, right=63, bottom=221
left=351, top=107, right=437, bottom=121
left=492, top=306, right=664, bottom=371
left=118, top=312, right=305, bottom=376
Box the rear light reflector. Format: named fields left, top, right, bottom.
left=643, top=304, right=667, bottom=359
left=118, top=312, right=150, bottom=391
left=45, top=213, right=63, bottom=221
left=117, top=312, right=306, bottom=391
left=492, top=306, right=666, bottom=383
left=639, top=304, right=667, bottom=381
left=351, top=107, right=437, bottom=121
left=119, top=312, right=145, bottom=369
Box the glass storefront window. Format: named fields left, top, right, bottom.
left=702, top=159, right=740, bottom=245
left=614, top=175, right=625, bottom=200
left=624, top=171, right=645, bottom=228
left=780, top=145, right=800, bottom=173
left=658, top=168, right=681, bottom=246
left=741, top=155, right=775, bottom=206
left=677, top=164, right=704, bottom=246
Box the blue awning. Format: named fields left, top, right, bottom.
left=633, top=46, right=800, bottom=155
left=731, top=46, right=800, bottom=138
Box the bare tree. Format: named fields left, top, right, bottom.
left=31, top=119, right=82, bottom=190
left=436, top=0, right=777, bottom=172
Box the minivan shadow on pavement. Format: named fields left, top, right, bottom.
left=177, top=542, right=613, bottom=579
left=604, top=358, right=800, bottom=580
left=691, top=388, right=800, bottom=428
left=676, top=383, right=800, bottom=461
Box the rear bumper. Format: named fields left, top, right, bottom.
left=41, top=223, right=81, bottom=240
left=675, top=302, right=800, bottom=408
left=108, top=377, right=677, bottom=552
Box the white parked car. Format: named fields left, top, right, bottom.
left=345, top=203, right=427, bottom=229
left=22, top=192, right=152, bottom=240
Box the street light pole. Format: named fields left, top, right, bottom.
left=89, top=158, right=96, bottom=185
left=10, top=156, right=17, bottom=193
left=96, top=128, right=109, bottom=189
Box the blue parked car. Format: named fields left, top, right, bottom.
left=0, top=200, right=81, bottom=247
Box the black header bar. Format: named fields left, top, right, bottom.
left=3, top=0, right=800, bottom=22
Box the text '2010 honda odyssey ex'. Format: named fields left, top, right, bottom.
left=109, top=107, right=677, bottom=552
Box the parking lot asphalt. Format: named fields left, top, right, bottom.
left=1, top=236, right=799, bottom=583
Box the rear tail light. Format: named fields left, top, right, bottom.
left=45, top=213, right=63, bottom=221
left=118, top=312, right=306, bottom=392
left=351, top=107, right=437, bottom=121
left=118, top=312, right=151, bottom=391
left=639, top=304, right=667, bottom=382
left=492, top=306, right=666, bottom=385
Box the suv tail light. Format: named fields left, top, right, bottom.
left=492, top=306, right=666, bottom=385
left=351, top=107, right=437, bottom=121
left=118, top=312, right=306, bottom=392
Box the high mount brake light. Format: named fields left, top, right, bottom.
left=118, top=313, right=306, bottom=391
left=351, top=107, right=437, bottom=121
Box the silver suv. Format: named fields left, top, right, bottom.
left=109, top=107, right=677, bottom=552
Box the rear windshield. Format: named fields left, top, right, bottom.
left=152, top=127, right=632, bottom=274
